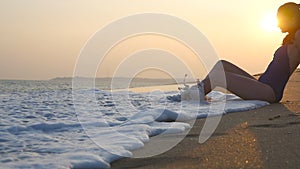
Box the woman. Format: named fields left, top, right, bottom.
left=201, top=2, right=300, bottom=103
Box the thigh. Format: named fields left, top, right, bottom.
left=225, top=72, right=276, bottom=103
left=204, top=60, right=258, bottom=95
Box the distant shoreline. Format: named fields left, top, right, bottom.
left=1, top=68, right=299, bottom=83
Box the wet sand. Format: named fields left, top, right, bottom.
left=111, top=70, right=300, bottom=169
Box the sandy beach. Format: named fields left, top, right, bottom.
left=111, top=69, right=300, bottom=169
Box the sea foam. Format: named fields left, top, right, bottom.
left=0, top=80, right=269, bottom=169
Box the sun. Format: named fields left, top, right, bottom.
left=261, top=13, right=279, bottom=32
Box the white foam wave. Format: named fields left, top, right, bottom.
left=0, top=84, right=269, bottom=169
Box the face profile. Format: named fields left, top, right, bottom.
left=277, top=2, right=300, bottom=33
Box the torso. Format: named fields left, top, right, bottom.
left=258, top=44, right=290, bottom=102
left=258, top=30, right=300, bottom=102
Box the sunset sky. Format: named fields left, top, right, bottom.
left=0, top=0, right=294, bottom=80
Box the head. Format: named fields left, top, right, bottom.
left=277, top=2, right=300, bottom=33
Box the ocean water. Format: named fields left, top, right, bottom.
left=0, top=79, right=269, bottom=169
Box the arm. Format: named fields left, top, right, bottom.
left=295, top=29, right=300, bottom=55
left=287, top=30, right=300, bottom=71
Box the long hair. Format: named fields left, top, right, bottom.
left=279, top=3, right=300, bottom=45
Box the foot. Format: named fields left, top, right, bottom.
left=168, top=79, right=208, bottom=102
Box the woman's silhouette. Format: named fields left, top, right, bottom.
left=201, top=2, right=300, bottom=103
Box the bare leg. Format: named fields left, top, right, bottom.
left=223, top=72, right=276, bottom=103
left=217, top=60, right=256, bottom=79
left=203, top=60, right=252, bottom=93
left=202, top=60, right=276, bottom=103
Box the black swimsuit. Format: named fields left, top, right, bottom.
left=258, top=45, right=291, bottom=102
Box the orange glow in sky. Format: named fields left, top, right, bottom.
left=261, top=12, right=280, bottom=32
left=0, top=0, right=292, bottom=80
